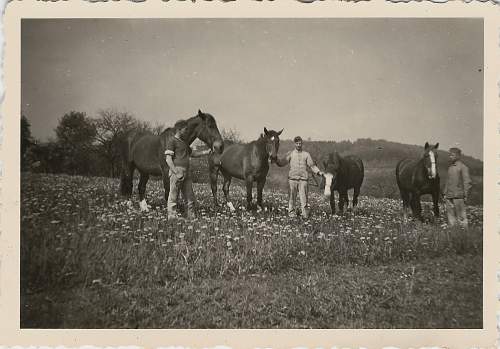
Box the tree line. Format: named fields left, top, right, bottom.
left=22, top=110, right=165, bottom=177
left=21, top=110, right=243, bottom=179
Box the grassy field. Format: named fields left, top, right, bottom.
left=21, top=173, right=483, bottom=328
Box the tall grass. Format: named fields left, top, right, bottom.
left=21, top=173, right=483, bottom=328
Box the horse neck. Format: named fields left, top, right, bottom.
left=184, top=116, right=202, bottom=145
left=414, top=158, right=429, bottom=180
left=253, top=137, right=269, bottom=160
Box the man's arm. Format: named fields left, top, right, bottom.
left=462, top=164, right=472, bottom=200
left=164, top=139, right=178, bottom=175
left=165, top=154, right=177, bottom=175
left=191, top=148, right=211, bottom=158
left=275, top=151, right=292, bottom=167
left=306, top=153, right=323, bottom=176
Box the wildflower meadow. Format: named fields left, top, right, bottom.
left=21, top=173, right=482, bottom=328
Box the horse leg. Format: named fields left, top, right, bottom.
left=411, top=191, right=423, bottom=221
left=338, top=190, right=347, bottom=215
left=245, top=177, right=254, bottom=211
left=256, top=178, right=266, bottom=212
left=432, top=188, right=440, bottom=218
left=209, top=163, right=220, bottom=207
left=329, top=190, right=336, bottom=216
left=352, top=186, right=360, bottom=214
left=138, top=172, right=150, bottom=212
left=120, top=162, right=135, bottom=207
left=399, top=189, right=409, bottom=221
left=222, top=174, right=235, bottom=212
left=162, top=170, right=170, bottom=204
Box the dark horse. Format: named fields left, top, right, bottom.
left=319, top=152, right=364, bottom=215
left=395, top=142, right=440, bottom=221
left=208, top=128, right=283, bottom=211
left=120, top=110, right=224, bottom=211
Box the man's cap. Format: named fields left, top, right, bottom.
left=294, top=136, right=303, bottom=143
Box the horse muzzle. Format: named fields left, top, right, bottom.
left=212, top=141, right=224, bottom=154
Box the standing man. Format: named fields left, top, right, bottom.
left=276, top=136, right=324, bottom=219
left=165, top=120, right=211, bottom=220
left=443, top=147, right=472, bottom=228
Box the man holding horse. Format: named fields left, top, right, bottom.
left=165, top=120, right=212, bottom=220
left=276, top=136, right=324, bottom=219
left=443, top=147, right=472, bottom=228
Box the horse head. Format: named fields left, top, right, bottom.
left=423, top=142, right=439, bottom=179
left=263, top=127, right=283, bottom=163
left=192, top=109, right=224, bottom=154
left=321, top=152, right=342, bottom=197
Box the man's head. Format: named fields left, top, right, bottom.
left=449, top=147, right=462, bottom=163
left=175, top=120, right=189, bottom=139
left=294, top=136, right=303, bottom=151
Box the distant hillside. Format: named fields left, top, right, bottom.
left=277, top=138, right=483, bottom=176
left=191, top=138, right=483, bottom=205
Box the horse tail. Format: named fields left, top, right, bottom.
left=357, top=157, right=365, bottom=185
left=395, top=159, right=406, bottom=189
left=119, top=132, right=134, bottom=197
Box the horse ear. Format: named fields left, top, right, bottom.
left=277, top=128, right=284, bottom=136
left=435, top=142, right=439, bottom=149
left=264, top=127, right=269, bottom=136
left=198, top=109, right=206, bottom=119
left=424, top=142, right=430, bottom=150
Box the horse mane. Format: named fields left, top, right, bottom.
left=159, top=112, right=207, bottom=137
left=328, top=151, right=342, bottom=163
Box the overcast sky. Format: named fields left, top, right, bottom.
left=21, top=18, right=483, bottom=159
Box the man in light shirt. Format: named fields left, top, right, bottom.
left=443, top=147, right=472, bottom=228
left=276, top=136, right=324, bottom=219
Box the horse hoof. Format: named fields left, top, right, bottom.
left=227, top=202, right=236, bottom=212
left=139, top=200, right=149, bottom=212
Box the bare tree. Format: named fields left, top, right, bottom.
left=94, top=109, right=137, bottom=177
left=220, top=127, right=243, bottom=145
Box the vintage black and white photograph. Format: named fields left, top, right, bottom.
left=20, top=18, right=484, bottom=329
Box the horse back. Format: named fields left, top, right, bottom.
left=217, top=142, right=268, bottom=181
left=396, top=159, right=420, bottom=191
left=128, top=132, right=164, bottom=175
left=341, top=155, right=364, bottom=188
left=216, top=143, right=248, bottom=180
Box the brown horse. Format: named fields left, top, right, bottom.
left=208, top=128, right=283, bottom=211
left=120, top=110, right=224, bottom=211
left=319, top=152, right=364, bottom=215
left=396, top=142, right=440, bottom=221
